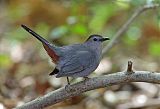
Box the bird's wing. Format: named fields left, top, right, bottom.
left=56, top=50, right=95, bottom=77
left=21, top=25, right=59, bottom=63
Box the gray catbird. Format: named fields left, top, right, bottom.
left=21, top=25, right=109, bottom=84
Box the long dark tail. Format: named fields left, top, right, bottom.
left=21, top=24, right=51, bottom=47
left=21, top=24, right=59, bottom=63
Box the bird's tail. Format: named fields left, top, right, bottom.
left=21, top=24, right=52, bottom=47
left=21, top=24, right=59, bottom=63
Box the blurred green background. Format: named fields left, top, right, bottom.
left=0, top=0, right=160, bottom=109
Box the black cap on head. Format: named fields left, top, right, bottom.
left=86, top=34, right=103, bottom=41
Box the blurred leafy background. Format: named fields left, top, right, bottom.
left=0, top=0, right=160, bottom=109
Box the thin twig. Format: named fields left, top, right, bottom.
left=102, top=4, right=159, bottom=54
left=126, top=61, right=134, bottom=75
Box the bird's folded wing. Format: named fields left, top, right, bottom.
left=57, top=50, right=94, bottom=77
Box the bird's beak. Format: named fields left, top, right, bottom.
left=99, top=37, right=110, bottom=42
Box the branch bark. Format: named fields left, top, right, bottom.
left=16, top=3, right=160, bottom=109
left=16, top=71, right=160, bottom=109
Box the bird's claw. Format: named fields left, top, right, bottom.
left=84, top=77, right=90, bottom=81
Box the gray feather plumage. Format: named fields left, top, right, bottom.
left=56, top=45, right=96, bottom=77
left=21, top=25, right=109, bottom=78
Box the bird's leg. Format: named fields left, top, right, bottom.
left=65, top=77, right=71, bottom=91
left=67, top=77, right=70, bottom=85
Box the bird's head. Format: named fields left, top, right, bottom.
left=84, top=34, right=110, bottom=51
left=85, top=34, right=109, bottom=43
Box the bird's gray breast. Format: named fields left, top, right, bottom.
left=55, top=44, right=100, bottom=77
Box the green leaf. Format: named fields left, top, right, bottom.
left=71, top=24, right=87, bottom=35
left=89, top=3, right=117, bottom=32
left=149, top=41, right=160, bottom=56
left=50, top=26, right=68, bottom=39
left=0, top=54, right=12, bottom=68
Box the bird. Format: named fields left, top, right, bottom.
left=21, top=24, right=110, bottom=85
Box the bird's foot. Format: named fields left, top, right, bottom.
left=65, top=77, right=71, bottom=90
left=84, top=77, right=90, bottom=81
left=65, top=84, right=70, bottom=91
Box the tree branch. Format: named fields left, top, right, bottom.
left=16, top=71, right=160, bottom=109
left=16, top=4, right=160, bottom=109
left=102, top=4, right=159, bottom=54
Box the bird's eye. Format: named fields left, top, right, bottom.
left=93, top=38, right=97, bottom=41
